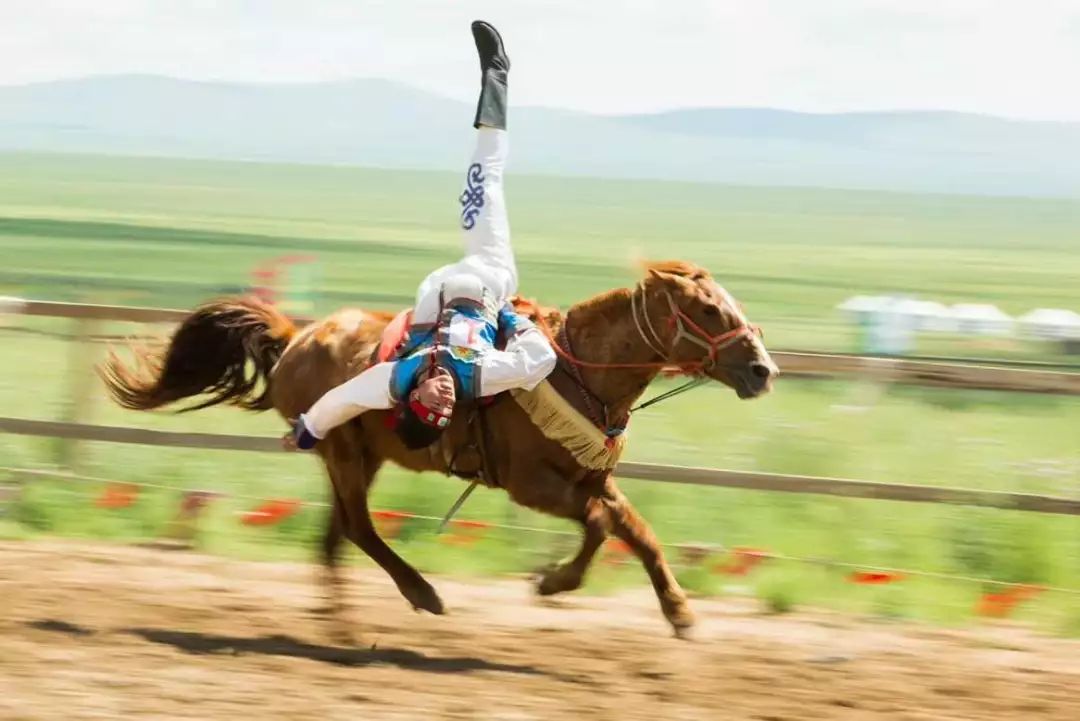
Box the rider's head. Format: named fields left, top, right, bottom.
left=396, top=366, right=456, bottom=450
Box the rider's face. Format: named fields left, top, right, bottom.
left=411, top=366, right=456, bottom=416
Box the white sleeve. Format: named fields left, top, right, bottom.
left=478, top=327, right=557, bottom=397
left=301, top=360, right=397, bottom=439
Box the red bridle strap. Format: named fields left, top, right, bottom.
left=666, top=295, right=762, bottom=364
left=633, top=285, right=759, bottom=371
left=536, top=284, right=759, bottom=374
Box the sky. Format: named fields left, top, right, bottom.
left=2, top=0, right=1079, bottom=120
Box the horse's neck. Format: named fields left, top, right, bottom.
left=562, top=288, right=662, bottom=423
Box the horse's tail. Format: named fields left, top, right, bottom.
left=99, top=296, right=296, bottom=413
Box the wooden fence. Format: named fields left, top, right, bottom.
left=2, top=417, right=1077, bottom=516
left=8, top=298, right=1080, bottom=395
left=1, top=298, right=1078, bottom=518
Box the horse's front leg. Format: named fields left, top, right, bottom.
left=601, top=482, right=695, bottom=637
left=536, top=495, right=607, bottom=596
left=324, top=446, right=445, bottom=616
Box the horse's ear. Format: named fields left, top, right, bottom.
left=642, top=259, right=711, bottom=284
left=646, top=267, right=689, bottom=286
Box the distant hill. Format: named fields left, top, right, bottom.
left=2, top=74, right=1078, bottom=197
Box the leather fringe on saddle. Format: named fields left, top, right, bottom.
left=510, top=380, right=626, bottom=471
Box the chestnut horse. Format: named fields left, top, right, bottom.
left=101, top=260, right=777, bottom=636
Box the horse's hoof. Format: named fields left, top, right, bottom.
left=664, top=602, right=696, bottom=639
left=671, top=619, right=695, bottom=641
left=404, top=583, right=446, bottom=615
left=536, top=565, right=583, bottom=596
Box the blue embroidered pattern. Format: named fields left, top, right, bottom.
left=459, top=163, right=485, bottom=229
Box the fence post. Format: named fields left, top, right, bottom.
left=57, top=316, right=100, bottom=470
left=0, top=470, right=22, bottom=522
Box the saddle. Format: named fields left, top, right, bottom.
left=377, top=309, right=413, bottom=363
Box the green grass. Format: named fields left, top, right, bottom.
left=0, top=151, right=1078, bottom=634
left=2, top=151, right=1079, bottom=358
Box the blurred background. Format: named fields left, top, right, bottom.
left=1, top=2, right=1078, bottom=717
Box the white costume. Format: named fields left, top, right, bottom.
left=300, top=128, right=556, bottom=440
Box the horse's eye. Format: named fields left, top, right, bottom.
left=703, top=306, right=719, bottom=316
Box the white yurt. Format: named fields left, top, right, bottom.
left=949, top=303, right=1015, bottom=337
left=896, top=299, right=953, bottom=332
left=1018, top=309, right=1080, bottom=340
left=837, top=295, right=919, bottom=354
left=836, top=295, right=888, bottom=321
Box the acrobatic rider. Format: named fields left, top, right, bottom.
left=286, top=21, right=557, bottom=451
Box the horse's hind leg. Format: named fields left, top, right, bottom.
left=537, top=496, right=607, bottom=596
left=317, top=494, right=354, bottom=640
left=320, top=496, right=347, bottom=587
left=601, top=484, right=695, bottom=637
left=325, top=450, right=446, bottom=616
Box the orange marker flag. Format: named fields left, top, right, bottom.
left=439, top=519, right=491, bottom=546
left=240, top=499, right=301, bottom=526
left=849, top=571, right=906, bottom=585
left=715, top=547, right=770, bottom=576
left=95, top=483, right=138, bottom=509
left=602, top=538, right=632, bottom=566
left=975, top=584, right=1044, bottom=618
left=372, top=510, right=411, bottom=539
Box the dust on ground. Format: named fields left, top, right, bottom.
left=1, top=540, right=1076, bottom=720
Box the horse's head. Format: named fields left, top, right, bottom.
left=638, top=260, right=778, bottom=399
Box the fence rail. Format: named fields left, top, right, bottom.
left=3, top=417, right=1077, bottom=516
left=6, top=299, right=1080, bottom=395
left=3, top=299, right=1079, bottom=517
left=775, top=352, right=1080, bottom=395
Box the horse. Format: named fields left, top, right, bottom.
left=100, top=259, right=778, bottom=637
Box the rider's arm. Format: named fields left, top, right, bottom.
left=479, top=324, right=557, bottom=396
left=299, top=360, right=397, bottom=440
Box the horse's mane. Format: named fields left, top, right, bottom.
left=509, top=258, right=712, bottom=331
left=510, top=295, right=565, bottom=334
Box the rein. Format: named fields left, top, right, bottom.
left=629, top=377, right=709, bottom=413
left=556, top=324, right=612, bottom=431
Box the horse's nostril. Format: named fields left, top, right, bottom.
left=750, top=362, right=773, bottom=380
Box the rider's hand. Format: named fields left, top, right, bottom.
left=282, top=418, right=302, bottom=451
left=415, top=370, right=455, bottom=416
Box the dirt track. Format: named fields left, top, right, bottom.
left=1, top=541, right=1077, bottom=720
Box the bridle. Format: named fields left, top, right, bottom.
left=534, top=281, right=763, bottom=436
left=629, top=282, right=762, bottom=373
left=537, top=283, right=760, bottom=375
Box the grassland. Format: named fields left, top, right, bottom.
left=2, top=151, right=1079, bottom=356
left=0, top=151, right=1078, bottom=633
